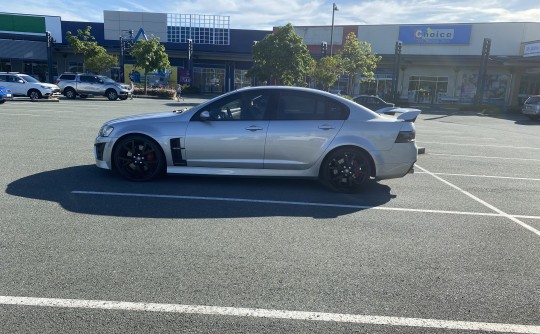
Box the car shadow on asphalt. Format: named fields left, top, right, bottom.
left=6, top=165, right=396, bottom=219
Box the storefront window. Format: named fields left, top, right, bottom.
left=23, top=61, right=50, bottom=82
left=459, top=73, right=509, bottom=104
left=0, top=59, right=12, bottom=72
left=193, top=67, right=225, bottom=93
left=234, top=69, right=251, bottom=90
left=407, top=76, right=449, bottom=104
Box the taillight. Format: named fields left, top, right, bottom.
left=395, top=130, right=415, bottom=143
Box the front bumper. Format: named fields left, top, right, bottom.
left=94, top=136, right=116, bottom=170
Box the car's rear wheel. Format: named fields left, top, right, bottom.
left=322, top=147, right=371, bottom=193
left=28, top=89, right=41, bottom=101
left=106, top=89, right=118, bottom=101
left=113, top=135, right=165, bottom=181
left=64, top=88, right=77, bottom=99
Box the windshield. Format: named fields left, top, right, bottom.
left=20, top=75, right=40, bottom=83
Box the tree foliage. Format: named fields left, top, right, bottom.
left=248, top=23, right=314, bottom=86
left=337, top=32, right=381, bottom=95
left=313, top=56, right=342, bottom=91
left=129, top=37, right=171, bottom=93
left=66, top=26, right=117, bottom=74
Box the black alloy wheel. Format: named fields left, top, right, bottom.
left=113, top=135, right=165, bottom=181
left=322, top=148, right=371, bottom=193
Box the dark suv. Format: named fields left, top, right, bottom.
left=56, top=73, right=131, bottom=101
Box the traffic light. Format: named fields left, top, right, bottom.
left=321, top=41, right=328, bottom=55
left=188, top=39, right=193, bottom=60
left=395, top=41, right=402, bottom=55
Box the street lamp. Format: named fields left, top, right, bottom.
left=330, top=2, right=339, bottom=56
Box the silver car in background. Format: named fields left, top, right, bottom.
left=95, top=86, right=419, bottom=193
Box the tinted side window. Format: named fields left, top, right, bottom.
left=0, top=75, right=6, bottom=82
left=276, top=92, right=348, bottom=120
left=79, top=75, right=95, bottom=83
left=195, top=90, right=272, bottom=121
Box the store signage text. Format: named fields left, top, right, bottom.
left=399, top=25, right=472, bottom=45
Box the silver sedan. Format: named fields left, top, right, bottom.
left=95, top=86, right=419, bottom=193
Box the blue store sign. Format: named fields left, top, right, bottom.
left=399, top=25, right=472, bottom=45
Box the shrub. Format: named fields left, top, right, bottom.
left=133, top=87, right=175, bottom=99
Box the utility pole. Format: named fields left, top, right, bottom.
left=475, top=38, right=491, bottom=105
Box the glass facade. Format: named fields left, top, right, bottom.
left=167, top=14, right=230, bottom=45
left=234, top=69, right=251, bottom=90
left=407, top=76, right=449, bottom=104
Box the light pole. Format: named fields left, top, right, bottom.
left=330, top=2, right=339, bottom=56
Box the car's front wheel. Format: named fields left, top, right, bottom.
left=113, top=135, right=165, bottom=181
left=321, top=147, right=371, bottom=193
left=28, top=89, right=42, bottom=101
left=106, top=89, right=118, bottom=101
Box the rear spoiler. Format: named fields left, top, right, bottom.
left=397, top=110, right=421, bottom=122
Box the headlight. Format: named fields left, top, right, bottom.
left=40, top=85, right=52, bottom=90
left=99, top=125, right=114, bottom=137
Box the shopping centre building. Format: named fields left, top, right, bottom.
left=1, top=11, right=540, bottom=106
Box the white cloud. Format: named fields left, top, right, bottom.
left=2, top=0, right=539, bottom=29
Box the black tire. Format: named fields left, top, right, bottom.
left=0, top=100, right=5, bottom=104
left=321, top=147, right=371, bottom=193
left=113, top=135, right=165, bottom=181
left=106, top=89, right=118, bottom=101
left=64, top=88, right=77, bottom=99
left=28, top=89, right=42, bottom=101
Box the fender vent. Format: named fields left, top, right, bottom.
left=170, top=138, right=187, bottom=166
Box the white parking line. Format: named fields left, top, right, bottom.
left=1, top=296, right=539, bottom=333
left=415, top=172, right=540, bottom=182
left=428, top=153, right=540, bottom=162
left=419, top=142, right=540, bottom=150
left=417, top=165, right=540, bottom=238
left=71, top=191, right=540, bottom=220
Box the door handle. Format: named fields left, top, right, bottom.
left=245, top=125, right=263, bottom=131
left=318, top=124, right=335, bottom=130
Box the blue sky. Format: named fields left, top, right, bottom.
left=5, top=0, right=540, bottom=30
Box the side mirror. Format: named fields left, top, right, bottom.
left=199, top=110, right=211, bottom=121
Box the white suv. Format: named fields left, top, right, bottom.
left=0, top=72, right=61, bottom=100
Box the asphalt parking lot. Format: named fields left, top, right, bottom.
left=0, top=96, right=539, bottom=333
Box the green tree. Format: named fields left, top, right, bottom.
left=248, top=23, right=314, bottom=86
left=66, top=26, right=117, bottom=74
left=337, top=32, right=381, bottom=96
left=313, top=56, right=342, bottom=91
left=130, top=37, right=171, bottom=94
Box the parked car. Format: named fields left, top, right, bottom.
left=95, top=86, right=419, bottom=193
left=0, top=72, right=61, bottom=100
left=521, top=95, right=540, bottom=120
left=354, top=95, right=395, bottom=111
left=0, top=85, right=13, bottom=104
left=56, top=73, right=131, bottom=101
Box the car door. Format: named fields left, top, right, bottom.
left=4, top=75, right=25, bottom=95
left=78, top=75, right=100, bottom=94
left=184, top=90, right=272, bottom=169
left=264, top=90, right=348, bottom=170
